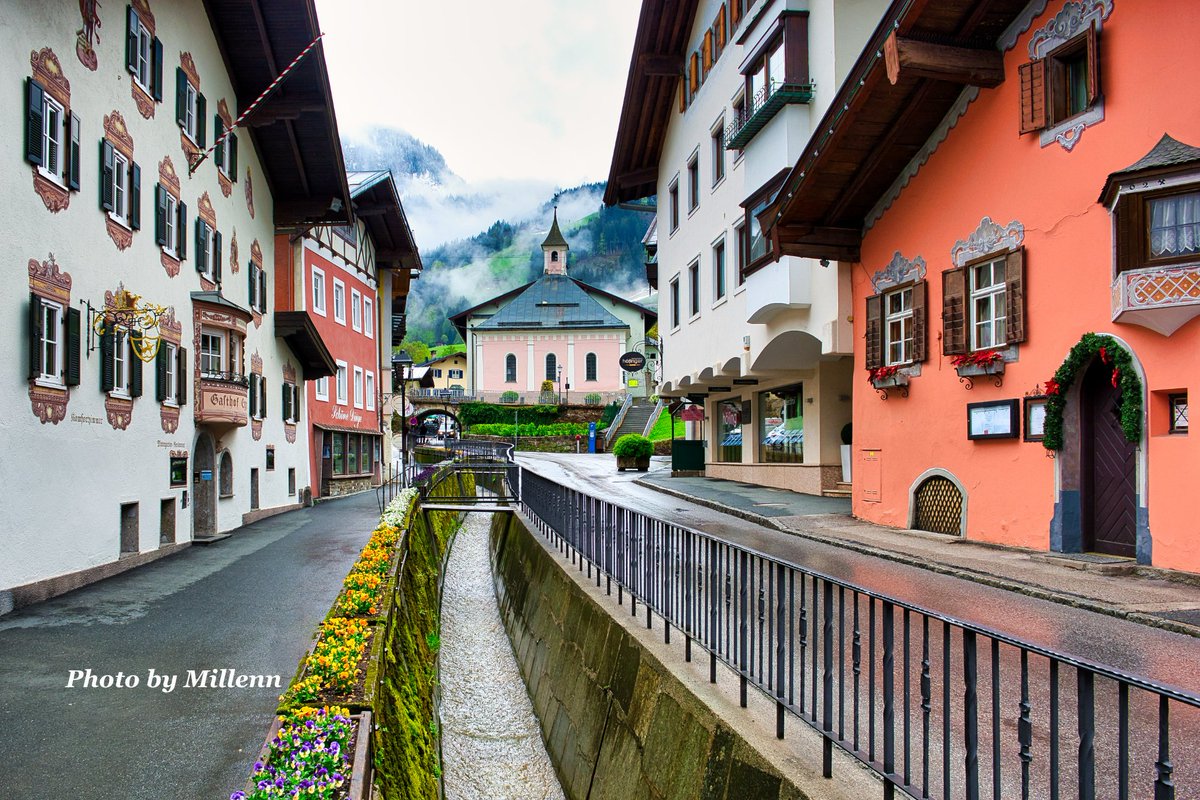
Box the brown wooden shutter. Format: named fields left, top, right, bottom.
left=1114, top=192, right=1143, bottom=273
left=718, top=6, right=727, bottom=47
left=28, top=293, right=43, bottom=380
left=679, top=77, right=687, bottom=112
left=690, top=53, right=699, bottom=93
left=703, top=32, right=713, bottom=71
left=1018, top=60, right=1047, bottom=134
left=864, top=293, right=883, bottom=370
left=1005, top=248, right=1027, bottom=344
left=731, top=0, right=741, bottom=27
left=66, top=306, right=81, bottom=386
left=941, top=268, right=967, bottom=355
left=911, top=280, right=928, bottom=362
left=177, top=347, right=187, bottom=405
left=1085, top=21, right=1100, bottom=105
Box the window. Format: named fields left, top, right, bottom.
left=353, top=366, right=364, bottom=409
left=101, top=141, right=140, bottom=230
left=248, top=263, right=267, bottom=313
left=687, top=153, right=700, bottom=213
left=1116, top=185, right=1200, bottom=274
left=732, top=92, right=746, bottom=159
left=668, top=178, right=680, bottom=233
left=1170, top=393, right=1189, bottom=434
left=266, top=447, right=275, bottom=471
left=282, top=381, right=301, bottom=423
left=219, top=451, right=233, bottom=497
left=27, top=292, right=82, bottom=391
left=249, top=373, right=267, bottom=420
left=885, top=287, right=914, bottom=366
left=742, top=171, right=787, bottom=274
left=311, top=268, right=326, bottom=315
left=733, top=221, right=746, bottom=286
left=670, top=277, right=681, bottom=329
left=713, top=238, right=726, bottom=301
left=759, top=383, right=803, bottom=463
left=175, top=68, right=206, bottom=147
left=718, top=399, right=743, bottom=463
left=333, top=280, right=346, bottom=324
left=351, top=289, right=362, bottom=331
left=433, top=368, right=443, bottom=378
left=365, top=371, right=375, bottom=411
left=336, top=361, right=348, bottom=405
left=107, top=330, right=134, bottom=397
left=41, top=94, right=65, bottom=182
left=126, top=7, right=162, bottom=100
left=200, top=329, right=223, bottom=375
left=24, top=79, right=81, bottom=191
left=332, top=433, right=344, bottom=475
left=866, top=282, right=927, bottom=372
left=214, top=117, right=238, bottom=179
left=730, top=13, right=810, bottom=147
left=199, top=327, right=242, bottom=379
left=36, top=299, right=64, bottom=386
left=585, top=353, right=597, bottom=382
left=711, top=117, right=726, bottom=186
left=689, top=260, right=700, bottom=317
left=448, top=369, right=464, bottom=379
left=315, top=376, right=329, bottom=401
left=1019, top=25, right=1099, bottom=134
left=195, top=220, right=221, bottom=282
left=505, top=353, right=517, bottom=383
left=969, top=257, right=1007, bottom=351
left=154, top=187, right=185, bottom=257
left=288, top=468, right=296, bottom=496
left=545, top=353, right=558, bottom=382
left=363, top=297, right=374, bottom=338
left=157, top=342, right=183, bottom=406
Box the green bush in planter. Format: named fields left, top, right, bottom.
left=613, top=434, right=653, bottom=459
left=499, top=390, right=519, bottom=404
left=584, top=392, right=602, bottom=406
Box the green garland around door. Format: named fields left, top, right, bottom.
left=1042, top=333, right=1143, bottom=451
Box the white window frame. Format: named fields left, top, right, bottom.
left=198, top=221, right=216, bottom=278
left=687, top=151, right=700, bottom=213
left=711, top=115, right=726, bottom=188
left=110, top=149, right=130, bottom=226
left=351, top=288, right=362, bottom=332
left=39, top=94, right=66, bottom=186
left=449, top=369, right=463, bottom=379
left=163, top=342, right=179, bottom=407
left=688, top=260, right=701, bottom=318
left=37, top=298, right=65, bottom=388
left=111, top=330, right=130, bottom=398
left=353, top=366, right=364, bottom=409
left=712, top=236, right=727, bottom=303
left=884, top=286, right=914, bottom=366
left=335, top=361, right=348, bottom=405
left=670, top=276, right=681, bottom=330
left=311, top=267, right=326, bottom=316
left=969, top=257, right=1007, bottom=351
left=216, top=129, right=233, bottom=177
left=363, top=296, right=374, bottom=339
left=200, top=327, right=224, bottom=376
left=365, top=371, right=376, bottom=411
left=163, top=192, right=179, bottom=256
left=314, top=375, right=329, bottom=401
left=333, top=279, right=346, bottom=325
left=182, top=80, right=199, bottom=143
left=132, top=17, right=153, bottom=94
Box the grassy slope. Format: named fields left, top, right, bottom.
left=647, top=409, right=686, bottom=442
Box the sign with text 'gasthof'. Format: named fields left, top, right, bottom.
left=198, top=382, right=248, bottom=426
left=619, top=352, right=647, bottom=372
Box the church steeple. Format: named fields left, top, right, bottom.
left=542, top=207, right=569, bottom=275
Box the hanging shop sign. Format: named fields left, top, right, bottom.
left=619, top=352, right=647, bottom=372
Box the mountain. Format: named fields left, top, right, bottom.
left=340, top=127, right=656, bottom=348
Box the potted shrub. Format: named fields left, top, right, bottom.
left=499, top=390, right=519, bottom=404
left=613, top=433, right=653, bottom=471
left=840, top=423, right=852, bottom=483
left=539, top=379, right=557, bottom=404
left=584, top=392, right=602, bottom=406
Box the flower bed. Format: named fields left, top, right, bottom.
left=283, top=618, right=375, bottom=705
left=231, top=706, right=362, bottom=800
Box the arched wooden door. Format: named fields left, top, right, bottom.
left=1080, top=359, right=1136, bottom=557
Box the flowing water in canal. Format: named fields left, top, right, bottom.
left=439, top=513, right=564, bottom=800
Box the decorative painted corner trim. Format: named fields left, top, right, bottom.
left=179, top=51, right=200, bottom=89
left=251, top=419, right=263, bottom=441
left=132, top=82, right=155, bottom=119
left=161, top=405, right=180, bottom=433
left=33, top=172, right=70, bottom=213
left=197, top=191, right=216, bottom=228
left=105, top=396, right=133, bottom=430
left=31, top=48, right=71, bottom=106
left=871, top=251, right=928, bottom=292
left=106, top=217, right=134, bottom=251
left=1028, top=0, right=1113, bottom=59
left=245, top=168, right=255, bottom=219
left=229, top=230, right=239, bottom=275
left=284, top=424, right=297, bottom=444
left=103, top=110, right=135, bottom=157
left=951, top=217, right=1025, bottom=267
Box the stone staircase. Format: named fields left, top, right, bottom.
left=823, top=481, right=852, bottom=499
left=613, top=400, right=656, bottom=440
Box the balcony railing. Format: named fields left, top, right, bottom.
left=725, top=80, right=815, bottom=150
left=200, top=370, right=250, bottom=387
left=1112, top=263, right=1200, bottom=336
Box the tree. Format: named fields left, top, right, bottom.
left=397, top=338, right=430, bottom=364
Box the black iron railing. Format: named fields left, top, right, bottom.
left=517, top=468, right=1198, bottom=800
left=200, top=370, right=250, bottom=387
left=724, top=79, right=815, bottom=150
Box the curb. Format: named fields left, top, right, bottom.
left=634, top=478, right=1200, bottom=641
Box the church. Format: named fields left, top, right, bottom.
left=450, top=211, right=657, bottom=402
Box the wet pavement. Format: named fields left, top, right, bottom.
left=0, top=492, right=378, bottom=800
left=439, top=513, right=564, bottom=800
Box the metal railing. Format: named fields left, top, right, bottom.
left=603, top=394, right=634, bottom=450
left=200, top=370, right=250, bottom=387
left=517, top=468, right=1198, bottom=800
left=376, top=460, right=441, bottom=513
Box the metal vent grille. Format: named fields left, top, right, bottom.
left=913, top=476, right=963, bottom=536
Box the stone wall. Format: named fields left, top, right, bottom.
left=325, top=476, right=374, bottom=498
left=489, top=513, right=813, bottom=800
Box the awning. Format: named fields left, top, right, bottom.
left=273, top=310, right=336, bottom=379
left=314, top=423, right=382, bottom=436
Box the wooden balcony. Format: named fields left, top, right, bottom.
left=1112, top=264, right=1200, bottom=336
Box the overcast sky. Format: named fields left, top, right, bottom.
left=315, top=0, right=641, bottom=185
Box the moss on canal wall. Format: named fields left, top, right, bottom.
left=373, top=470, right=474, bottom=800
left=490, top=512, right=810, bottom=800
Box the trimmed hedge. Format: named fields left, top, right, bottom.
left=455, top=401, right=560, bottom=428
left=613, top=434, right=653, bottom=459
left=469, top=422, right=606, bottom=437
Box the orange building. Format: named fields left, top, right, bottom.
left=764, top=0, right=1198, bottom=570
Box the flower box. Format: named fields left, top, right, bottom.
left=282, top=619, right=384, bottom=713
left=870, top=373, right=910, bottom=390
left=616, top=455, right=651, bottom=471
left=236, top=709, right=372, bottom=800
left=955, top=360, right=1005, bottom=378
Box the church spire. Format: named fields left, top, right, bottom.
left=542, top=206, right=569, bottom=275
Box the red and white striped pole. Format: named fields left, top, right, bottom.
left=189, top=31, right=326, bottom=175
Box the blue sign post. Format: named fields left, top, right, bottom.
left=588, top=421, right=596, bottom=454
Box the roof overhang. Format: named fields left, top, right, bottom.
left=603, top=0, right=699, bottom=205
left=202, top=0, right=351, bottom=229
left=766, top=0, right=1031, bottom=260
left=274, top=310, right=337, bottom=379
left=349, top=171, right=423, bottom=273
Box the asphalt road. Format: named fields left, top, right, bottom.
left=0, top=491, right=378, bottom=800
left=517, top=452, right=1200, bottom=797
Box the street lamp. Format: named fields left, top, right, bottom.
left=557, top=364, right=563, bottom=405
left=392, top=350, right=414, bottom=468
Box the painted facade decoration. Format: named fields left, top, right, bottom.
left=29, top=47, right=74, bottom=214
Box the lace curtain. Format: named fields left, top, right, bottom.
left=1150, top=191, right=1200, bottom=257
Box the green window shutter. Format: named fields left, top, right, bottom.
left=25, top=78, right=45, bottom=166
left=100, top=330, right=115, bottom=392
left=248, top=265, right=257, bottom=309
left=259, top=269, right=268, bottom=313
left=175, top=68, right=187, bottom=128
left=249, top=374, right=258, bottom=417
left=177, top=347, right=188, bottom=405
left=864, top=293, right=883, bottom=370
left=28, top=293, right=43, bottom=380
left=67, top=112, right=81, bottom=191
left=177, top=201, right=188, bottom=260
left=152, top=37, right=164, bottom=101
left=129, top=336, right=143, bottom=397
left=282, top=381, right=291, bottom=421
left=155, top=343, right=168, bottom=401
left=194, top=218, right=205, bottom=273
left=154, top=184, right=167, bottom=245
left=65, top=306, right=81, bottom=386
left=293, top=385, right=301, bottom=422
left=129, top=161, right=141, bottom=230
left=213, top=229, right=222, bottom=284
left=125, top=5, right=138, bottom=73
left=100, top=139, right=115, bottom=212
left=197, top=93, right=207, bottom=148
left=229, top=132, right=238, bottom=175
left=260, top=376, right=267, bottom=418
left=214, top=116, right=224, bottom=170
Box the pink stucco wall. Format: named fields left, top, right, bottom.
left=478, top=333, right=626, bottom=394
